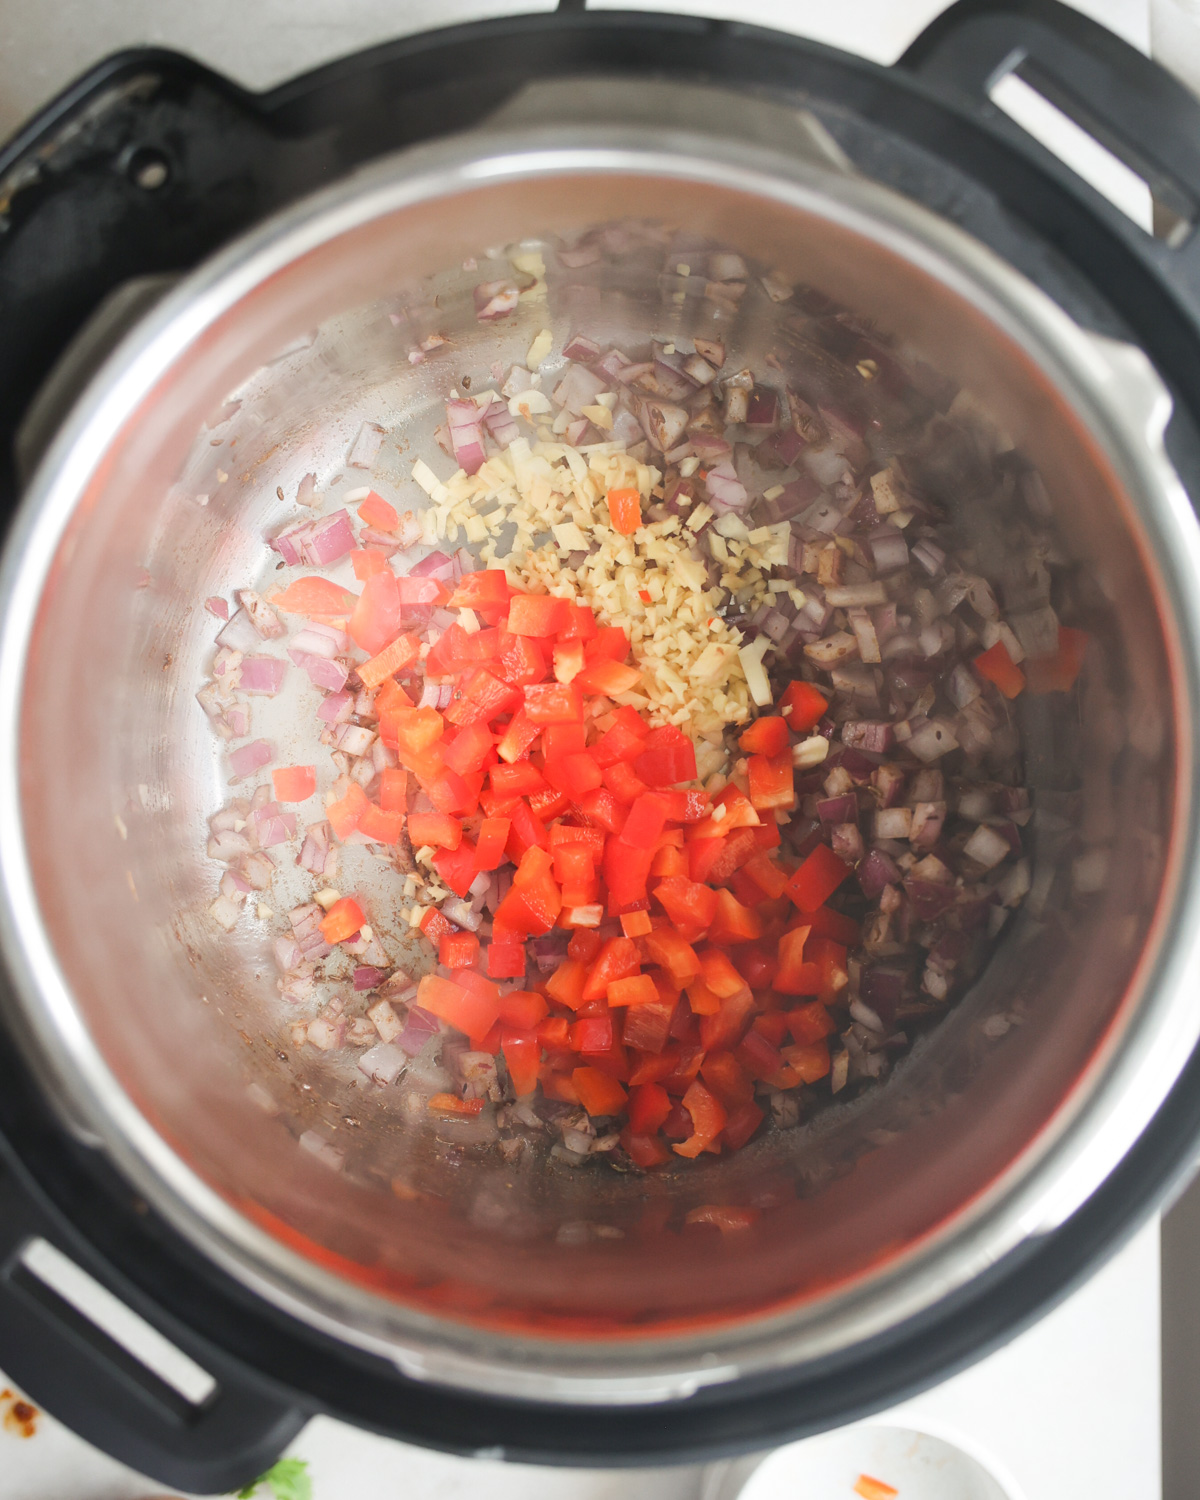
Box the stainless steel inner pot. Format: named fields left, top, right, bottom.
left=4, top=98, right=1200, bottom=1407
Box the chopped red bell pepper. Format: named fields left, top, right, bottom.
left=439, top=930, right=481, bottom=968
left=327, top=781, right=370, bottom=841
left=739, top=716, right=790, bottom=756
left=446, top=570, right=512, bottom=612
left=654, top=875, right=718, bottom=931
left=474, top=817, right=511, bottom=871
left=379, top=766, right=408, bottom=813
left=778, top=678, right=829, bottom=733
left=507, top=594, right=570, bottom=637
left=494, top=631, right=546, bottom=688
left=418, top=972, right=500, bottom=1046
left=620, top=793, right=667, bottom=848
left=973, top=639, right=1026, bottom=699
left=356, top=492, right=399, bottom=532
left=419, top=906, right=455, bottom=943
left=501, top=1028, right=540, bottom=1096
left=490, top=761, right=545, bottom=798
left=634, top=724, right=697, bottom=786
left=1024, top=625, right=1088, bottom=694
left=747, top=750, right=796, bottom=812
left=524, top=680, right=584, bottom=723
left=348, top=569, right=401, bottom=656
left=602, top=839, right=654, bottom=912
left=707, top=889, right=765, bottom=945
left=673, top=1079, right=728, bottom=1158
left=432, top=838, right=479, bottom=898
left=627, top=1081, right=672, bottom=1133
left=544, top=750, right=604, bottom=800
left=320, top=896, right=365, bottom=945
left=805, top=905, right=860, bottom=945
left=556, top=602, right=599, bottom=642
left=585, top=625, right=631, bottom=663
left=441, top=720, right=495, bottom=777
left=607, top=973, right=659, bottom=1007
left=784, top=842, right=851, bottom=912
left=487, top=941, right=526, bottom=978
left=640, top=925, right=701, bottom=981
left=359, top=631, right=421, bottom=690
left=496, top=709, right=541, bottom=764
left=607, top=486, right=642, bottom=535
left=582, top=936, right=642, bottom=1001
left=356, top=804, right=404, bottom=844
left=445, top=668, right=522, bottom=728
left=621, top=999, right=675, bottom=1054
left=700, top=1051, right=756, bottom=1110
left=699, top=948, right=745, bottom=997
left=272, top=765, right=316, bottom=803
left=574, top=659, right=642, bottom=696
left=572, top=1066, right=628, bottom=1117
left=784, top=1040, right=831, bottom=1083
left=787, top=1001, right=836, bottom=1044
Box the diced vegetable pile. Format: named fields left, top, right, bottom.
left=200, top=304, right=1088, bottom=1170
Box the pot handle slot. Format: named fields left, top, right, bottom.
left=0, top=1160, right=306, bottom=1494
left=900, top=0, right=1200, bottom=249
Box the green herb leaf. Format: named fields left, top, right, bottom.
left=234, top=1457, right=312, bottom=1500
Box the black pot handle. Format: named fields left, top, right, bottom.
left=900, top=0, right=1200, bottom=317
left=0, top=1152, right=306, bottom=1494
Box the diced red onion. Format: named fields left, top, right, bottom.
left=273, top=935, right=301, bottom=973
left=207, top=828, right=251, bottom=862
left=831, top=823, right=865, bottom=862
left=317, top=691, right=355, bottom=725
left=229, top=740, right=272, bottom=779
left=613, top=360, right=655, bottom=387
left=565, top=417, right=592, bottom=446
left=409, top=550, right=453, bottom=579
left=354, top=966, right=388, bottom=991
left=359, top=1043, right=407, bottom=1085
left=253, top=803, right=297, bottom=849
left=563, top=333, right=602, bottom=362
left=240, top=656, right=287, bottom=696
left=870, top=528, right=909, bottom=575
left=290, top=902, right=332, bottom=959
left=909, top=802, right=946, bottom=848
left=705, top=459, right=750, bottom=512
left=947, top=663, right=982, bottom=708
left=904, top=878, right=957, bottom=921
left=911, top=539, right=945, bottom=576
left=842, top=721, right=894, bottom=754
left=907, top=720, right=959, bottom=763
left=216, top=609, right=263, bottom=654
left=483, top=400, right=520, bottom=449
left=221, top=868, right=253, bottom=898
left=205, top=597, right=230, bottom=620
left=694, top=336, right=725, bottom=366
left=858, top=848, right=900, bottom=899
left=348, top=422, right=385, bottom=469
left=594, top=348, right=632, bottom=383
left=745, top=389, right=779, bottom=429
left=442, top=897, right=482, bottom=932
left=818, top=793, right=857, bottom=824
left=396, top=1005, right=441, bottom=1055
left=553, top=364, right=606, bottom=415
left=474, top=280, right=520, bottom=320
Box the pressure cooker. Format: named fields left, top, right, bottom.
left=3, top=1, right=1200, bottom=1492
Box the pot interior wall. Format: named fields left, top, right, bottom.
left=10, top=162, right=1177, bottom=1355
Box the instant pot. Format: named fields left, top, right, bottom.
left=4, top=1, right=1200, bottom=1492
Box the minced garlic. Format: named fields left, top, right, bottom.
left=414, top=408, right=792, bottom=739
